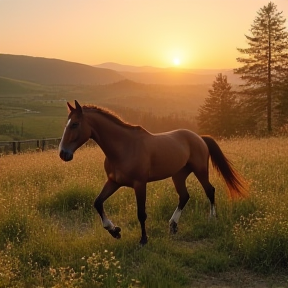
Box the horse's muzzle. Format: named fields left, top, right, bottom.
left=59, top=149, right=73, bottom=161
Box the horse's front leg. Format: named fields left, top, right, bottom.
left=134, top=181, right=148, bottom=245
left=94, top=179, right=121, bottom=239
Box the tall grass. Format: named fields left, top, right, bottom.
left=0, top=137, right=288, bottom=287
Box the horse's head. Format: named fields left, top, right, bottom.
left=59, top=100, right=91, bottom=161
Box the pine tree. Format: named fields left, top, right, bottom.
left=234, top=2, right=288, bottom=133
left=197, top=73, right=238, bottom=137
left=276, top=81, right=288, bottom=128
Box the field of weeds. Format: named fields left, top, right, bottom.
left=1, top=137, right=288, bottom=287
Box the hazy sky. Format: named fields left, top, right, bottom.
left=1, top=0, right=287, bottom=69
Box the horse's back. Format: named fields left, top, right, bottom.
left=154, top=129, right=207, bottom=152
left=146, top=129, right=209, bottom=180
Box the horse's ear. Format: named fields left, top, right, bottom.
left=75, top=100, right=82, bottom=113
left=67, top=102, right=75, bottom=112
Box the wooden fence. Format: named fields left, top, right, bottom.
left=0, top=138, right=61, bottom=155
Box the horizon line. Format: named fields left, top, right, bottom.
left=1, top=53, right=238, bottom=71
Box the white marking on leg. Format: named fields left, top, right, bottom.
left=169, top=207, right=182, bottom=224
left=102, top=215, right=115, bottom=230
left=210, top=204, right=216, bottom=218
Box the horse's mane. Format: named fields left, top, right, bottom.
left=82, top=105, right=144, bottom=131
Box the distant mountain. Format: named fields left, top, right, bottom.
left=0, top=55, right=241, bottom=86
left=94, top=62, right=163, bottom=73
left=95, top=62, right=242, bottom=85
left=120, top=70, right=242, bottom=85
left=0, top=54, right=124, bottom=85
left=95, top=62, right=231, bottom=74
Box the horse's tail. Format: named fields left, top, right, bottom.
left=201, top=135, right=248, bottom=198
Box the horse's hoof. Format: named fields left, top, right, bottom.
left=108, top=226, right=121, bottom=239
left=139, top=236, right=148, bottom=246
left=169, top=221, right=178, bottom=234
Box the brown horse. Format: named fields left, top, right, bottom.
left=59, top=100, right=246, bottom=245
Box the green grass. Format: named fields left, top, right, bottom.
left=0, top=77, right=44, bottom=94
left=1, top=138, right=288, bottom=287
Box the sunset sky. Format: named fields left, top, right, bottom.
left=1, top=0, right=287, bottom=69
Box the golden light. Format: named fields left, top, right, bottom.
left=173, top=57, right=181, bottom=66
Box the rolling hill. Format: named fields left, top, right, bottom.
left=95, top=62, right=164, bottom=73
left=94, top=62, right=243, bottom=85
left=0, top=54, right=242, bottom=86
left=0, top=54, right=124, bottom=85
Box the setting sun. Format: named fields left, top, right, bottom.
left=173, top=57, right=181, bottom=66
left=1, top=0, right=287, bottom=69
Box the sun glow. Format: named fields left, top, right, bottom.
left=173, top=57, right=181, bottom=66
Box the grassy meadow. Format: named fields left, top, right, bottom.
left=1, top=137, right=288, bottom=287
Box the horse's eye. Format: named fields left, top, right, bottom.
left=70, top=122, right=79, bottom=129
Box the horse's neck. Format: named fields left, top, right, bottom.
left=88, top=113, right=132, bottom=158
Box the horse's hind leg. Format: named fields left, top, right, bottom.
left=170, top=166, right=191, bottom=234
left=194, top=168, right=216, bottom=218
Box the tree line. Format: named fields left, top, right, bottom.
left=197, top=2, right=288, bottom=137
left=105, top=104, right=197, bottom=133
